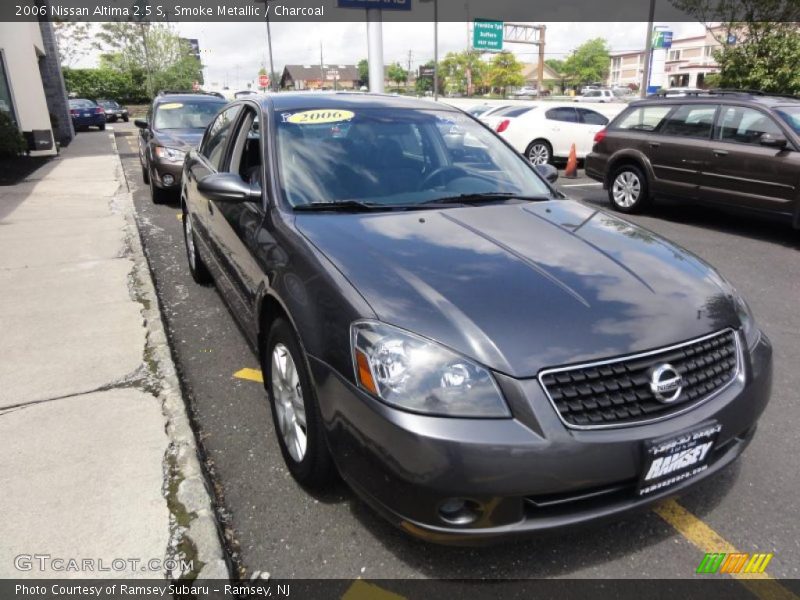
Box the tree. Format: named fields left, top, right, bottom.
left=487, top=51, right=525, bottom=98
left=53, top=21, right=93, bottom=67
left=440, top=50, right=488, bottom=96
left=562, top=38, right=610, bottom=86
left=387, top=63, right=408, bottom=90
left=671, top=0, right=800, bottom=94
left=357, top=59, right=369, bottom=87
left=94, top=23, right=202, bottom=98
left=545, top=58, right=565, bottom=74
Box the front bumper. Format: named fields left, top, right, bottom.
left=150, top=160, right=183, bottom=190
left=310, top=332, right=772, bottom=544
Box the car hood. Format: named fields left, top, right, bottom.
left=296, top=201, right=740, bottom=377
left=153, top=129, right=204, bottom=151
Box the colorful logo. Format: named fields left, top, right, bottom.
left=696, top=553, right=773, bottom=574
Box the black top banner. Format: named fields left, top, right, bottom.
left=6, top=0, right=800, bottom=22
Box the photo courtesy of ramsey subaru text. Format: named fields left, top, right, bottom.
left=180, top=93, right=771, bottom=543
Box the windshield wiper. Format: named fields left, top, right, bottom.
left=294, top=200, right=388, bottom=212
left=421, top=192, right=552, bottom=205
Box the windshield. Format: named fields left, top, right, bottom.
left=775, top=106, right=800, bottom=135
left=274, top=107, right=552, bottom=208
left=69, top=99, right=96, bottom=108
left=153, top=100, right=226, bottom=130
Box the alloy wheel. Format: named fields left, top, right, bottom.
left=612, top=171, right=641, bottom=208
left=271, top=343, right=307, bottom=463
left=527, top=143, right=550, bottom=165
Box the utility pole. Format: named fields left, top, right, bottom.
left=433, top=0, right=439, bottom=100
left=537, top=25, right=546, bottom=94
left=407, top=49, right=413, bottom=90
left=366, top=9, right=384, bottom=93
left=641, top=0, right=656, bottom=97
left=256, top=0, right=277, bottom=91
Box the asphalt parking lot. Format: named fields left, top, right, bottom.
left=111, top=120, right=799, bottom=585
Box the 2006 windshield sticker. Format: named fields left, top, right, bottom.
left=284, top=109, right=355, bottom=124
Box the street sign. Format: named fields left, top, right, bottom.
left=418, top=66, right=435, bottom=79
left=473, top=19, right=504, bottom=52
left=652, top=30, right=673, bottom=49
left=337, top=0, right=412, bottom=10
left=259, top=74, right=270, bottom=88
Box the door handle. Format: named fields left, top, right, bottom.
left=649, top=142, right=660, bottom=148
left=713, top=149, right=729, bottom=157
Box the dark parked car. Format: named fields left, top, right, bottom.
left=135, top=91, right=227, bottom=203
left=181, top=93, right=771, bottom=543
left=586, top=90, right=800, bottom=228
left=68, top=99, right=106, bottom=131
left=97, top=99, right=129, bottom=122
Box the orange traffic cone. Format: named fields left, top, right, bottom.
left=564, top=143, right=578, bottom=179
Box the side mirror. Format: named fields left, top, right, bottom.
left=535, top=163, right=559, bottom=184
left=760, top=133, right=788, bottom=149
left=134, top=119, right=148, bottom=129
left=198, top=172, right=261, bottom=203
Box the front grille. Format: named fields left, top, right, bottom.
left=539, top=329, right=739, bottom=429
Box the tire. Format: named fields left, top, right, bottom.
left=123, top=116, right=129, bottom=123
left=98, top=123, right=105, bottom=131
left=608, top=163, right=651, bottom=213
left=182, top=209, right=212, bottom=285
left=263, top=318, right=334, bottom=489
left=525, top=139, right=552, bottom=166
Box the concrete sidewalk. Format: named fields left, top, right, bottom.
left=0, top=131, right=226, bottom=579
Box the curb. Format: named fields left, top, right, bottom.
left=108, top=131, right=230, bottom=581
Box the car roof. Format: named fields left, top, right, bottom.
left=631, top=91, right=800, bottom=109
left=153, top=93, right=227, bottom=105
left=264, top=91, right=459, bottom=113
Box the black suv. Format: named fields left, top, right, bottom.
left=135, top=91, right=227, bottom=203
left=585, top=90, right=800, bottom=228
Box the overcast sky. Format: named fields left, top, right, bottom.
left=74, top=21, right=706, bottom=88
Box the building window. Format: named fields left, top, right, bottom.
left=668, top=49, right=682, bottom=61
left=0, top=50, right=18, bottom=125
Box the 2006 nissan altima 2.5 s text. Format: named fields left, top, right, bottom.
left=180, top=93, right=772, bottom=543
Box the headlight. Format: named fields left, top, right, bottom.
left=154, top=146, right=186, bottom=163
left=733, top=293, right=760, bottom=350
left=351, top=321, right=510, bottom=418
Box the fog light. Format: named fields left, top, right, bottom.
left=162, top=174, right=175, bottom=186
left=438, top=498, right=482, bottom=526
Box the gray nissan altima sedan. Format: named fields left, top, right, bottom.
left=180, top=93, right=772, bottom=543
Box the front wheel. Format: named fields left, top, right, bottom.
left=264, top=319, right=335, bottom=489
left=98, top=123, right=106, bottom=131
left=182, top=209, right=212, bottom=284
left=609, top=164, right=651, bottom=213
left=525, top=139, right=552, bottom=166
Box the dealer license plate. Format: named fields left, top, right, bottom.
left=638, top=423, right=721, bottom=496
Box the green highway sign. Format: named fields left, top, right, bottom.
left=473, top=19, right=504, bottom=52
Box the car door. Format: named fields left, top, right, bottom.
left=209, top=104, right=269, bottom=329
left=575, top=108, right=609, bottom=156
left=543, top=106, right=584, bottom=157
left=647, top=103, right=719, bottom=200
left=700, top=104, right=800, bottom=214
left=188, top=104, right=244, bottom=309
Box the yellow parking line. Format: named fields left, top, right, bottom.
left=177, top=212, right=183, bottom=220
left=233, top=367, right=263, bottom=383
left=654, top=499, right=797, bottom=600
left=342, top=580, right=405, bottom=600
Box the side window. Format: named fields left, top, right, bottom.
left=227, top=108, right=261, bottom=182
left=659, top=104, right=717, bottom=138
left=577, top=109, right=609, bottom=126
left=545, top=107, right=578, bottom=123
left=201, top=105, right=241, bottom=170
left=716, top=106, right=783, bottom=145
left=614, top=105, right=672, bottom=131
left=503, top=106, right=533, bottom=118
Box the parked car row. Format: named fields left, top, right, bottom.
left=68, top=97, right=130, bottom=131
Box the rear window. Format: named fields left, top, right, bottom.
left=502, top=106, right=534, bottom=118
left=613, top=105, right=672, bottom=132
left=69, top=99, right=96, bottom=109
left=659, top=104, right=717, bottom=138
